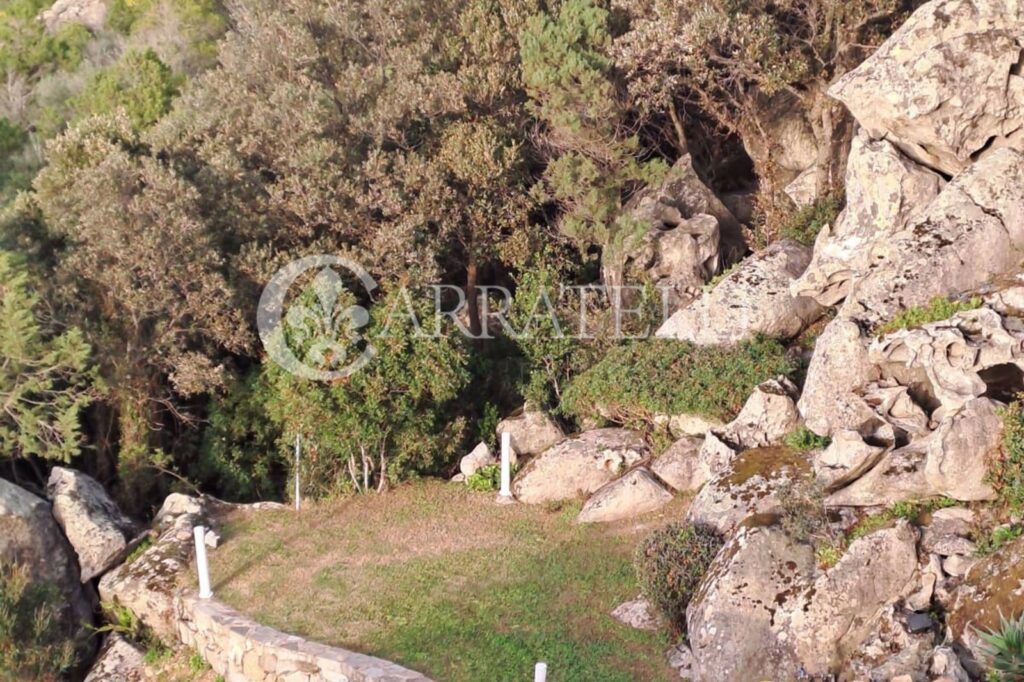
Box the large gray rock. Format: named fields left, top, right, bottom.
left=687, top=523, right=814, bottom=682
left=777, top=523, right=920, bottom=676
left=496, top=408, right=564, bottom=457
left=0, top=477, right=93, bottom=654
left=949, top=534, right=1024, bottom=675
left=792, top=132, right=944, bottom=306
left=650, top=435, right=703, bottom=492
left=84, top=634, right=146, bottom=682
left=869, top=307, right=1024, bottom=417
left=459, top=442, right=495, bottom=477
left=47, top=467, right=136, bottom=582
left=925, top=398, right=1000, bottom=501
left=687, top=446, right=812, bottom=535
left=577, top=468, right=673, bottom=523
left=798, top=317, right=879, bottom=437
left=840, top=149, right=1024, bottom=328
left=40, top=0, right=107, bottom=32
left=829, top=0, right=1024, bottom=176
left=511, top=429, right=647, bottom=505
left=814, top=429, right=888, bottom=491
left=656, top=239, right=823, bottom=345
left=826, top=440, right=934, bottom=507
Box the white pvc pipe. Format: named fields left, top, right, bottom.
left=499, top=432, right=512, bottom=498
left=294, top=433, right=301, bottom=512
left=193, top=525, right=213, bottom=599
left=534, top=662, right=548, bottom=682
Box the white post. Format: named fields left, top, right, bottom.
left=499, top=431, right=512, bottom=498
left=193, top=525, right=213, bottom=599
left=294, top=433, right=301, bottom=512
left=534, top=662, right=548, bottom=682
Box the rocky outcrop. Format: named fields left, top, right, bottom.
left=47, top=466, right=136, bottom=582
left=829, top=0, right=1024, bottom=176
left=0, top=477, right=93, bottom=651
left=869, top=307, right=1024, bottom=417
left=98, top=495, right=210, bottom=644
left=813, top=429, right=887, bottom=491
left=924, top=398, right=1000, bottom=500
left=577, top=468, right=673, bottom=523
left=511, top=428, right=647, bottom=504
left=792, top=132, right=944, bottom=306
left=496, top=408, right=564, bottom=457
left=840, top=149, right=1024, bottom=328
left=826, top=440, right=934, bottom=507
left=656, top=239, right=823, bottom=345
left=40, top=0, right=107, bottom=32
left=610, top=597, right=663, bottom=631
left=84, top=634, right=146, bottom=682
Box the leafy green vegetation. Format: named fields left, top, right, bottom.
left=784, top=426, right=831, bottom=452
left=977, top=611, right=1024, bottom=680
left=562, top=336, right=795, bottom=428
left=779, top=193, right=844, bottom=246
left=211, top=481, right=678, bottom=681
left=71, top=49, right=183, bottom=129
left=465, top=464, right=503, bottom=492
left=977, top=525, right=1024, bottom=557
left=994, top=399, right=1024, bottom=510
left=874, top=297, right=984, bottom=336
left=0, top=562, right=76, bottom=679
left=125, top=536, right=154, bottom=565
left=634, top=523, right=722, bottom=633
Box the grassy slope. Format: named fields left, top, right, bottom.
left=208, top=481, right=682, bottom=681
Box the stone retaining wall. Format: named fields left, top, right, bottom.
left=175, top=592, right=432, bottom=682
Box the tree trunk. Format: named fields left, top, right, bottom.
left=466, top=251, right=482, bottom=339
left=115, top=391, right=158, bottom=515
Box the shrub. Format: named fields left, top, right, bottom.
left=0, top=562, right=76, bottom=679
left=779, top=193, right=844, bottom=246
left=562, top=336, right=794, bottom=429
left=466, top=464, right=503, bottom=492
left=977, top=525, right=1024, bottom=557
left=70, top=49, right=183, bottom=130
left=634, top=522, right=722, bottom=632
left=994, top=399, right=1024, bottom=510
left=783, top=427, right=831, bottom=452
left=874, top=296, right=983, bottom=336
left=977, top=611, right=1024, bottom=680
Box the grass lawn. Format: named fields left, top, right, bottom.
left=207, top=480, right=684, bottom=681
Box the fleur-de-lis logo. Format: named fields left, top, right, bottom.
left=258, top=256, right=378, bottom=380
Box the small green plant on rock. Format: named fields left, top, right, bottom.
left=783, top=426, right=831, bottom=452
left=466, top=464, right=515, bottom=492
left=779, top=193, right=844, bottom=246
left=874, top=296, right=983, bottom=337
left=634, top=522, right=723, bottom=633
left=977, top=611, right=1024, bottom=680
left=994, top=399, right=1024, bottom=510
left=977, top=525, right=1024, bottom=557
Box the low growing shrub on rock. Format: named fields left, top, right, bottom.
left=562, top=336, right=794, bottom=430
left=634, top=522, right=723, bottom=632
left=779, top=193, right=844, bottom=246
left=873, top=296, right=983, bottom=336
left=783, top=426, right=831, bottom=452
left=0, top=562, right=76, bottom=679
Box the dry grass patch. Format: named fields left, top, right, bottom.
left=207, top=480, right=684, bottom=681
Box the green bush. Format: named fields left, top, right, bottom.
left=977, top=611, right=1024, bottom=680
left=71, top=49, right=183, bottom=130
left=977, top=525, right=1024, bottom=557
left=562, top=336, right=794, bottom=429
left=634, top=523, right=722, bottom=632
left=874, top=296, right=983, bottom=337
left=0, top=562, right=76, bottom=679
left=994, top=399, right=1024, bottom=510
left=779, top=193, right=843, bottom=246
left=783, top=427, right=831, bottom=452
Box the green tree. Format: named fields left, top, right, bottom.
left=262, top=287, right=469, bottom=497
left=520, top=0, right=667, bottom=288
left=71, top=49, right=183, bottom=130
